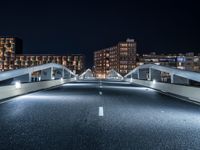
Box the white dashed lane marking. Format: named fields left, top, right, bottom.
left=99, top=106, right=104, bottom=116
left=99, top=91, right=102, bottom=95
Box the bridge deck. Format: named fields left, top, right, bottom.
left=0, top=80, right=200, bottom=149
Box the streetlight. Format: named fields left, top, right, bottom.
left=152, top=79, right=156, bottom=84
left=15, top=81, right=21, bottom=89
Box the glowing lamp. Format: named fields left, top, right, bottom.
left=152, top=79, right=156, bottom=84
left=15, top=81, right=21, bottom=89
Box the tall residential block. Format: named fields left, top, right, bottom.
left=0, top=37, right=23, bottom=71
left=94, top=39, right=136, bottom=78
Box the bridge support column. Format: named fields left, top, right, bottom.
left=62, top=68, right=64, bottom=78
left=171, top=74, right=190, bottom=85
left=170, top=74, right=174, bottom=84
left=148, top=68, right=152, bottom=80
left=151, top=69, right=161, bottom=82
left=41, top=67, right=53, bottom=81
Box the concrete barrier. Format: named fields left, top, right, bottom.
left=125, top=78, right=200, bottom=102
left=0, top=78, right=75, bottom=100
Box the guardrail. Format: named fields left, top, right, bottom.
left=79, top=69, right=94, bottom=80
left=124, top=64, right=200, bottom=84
left=0, top=63, right=76, bottom=100
left=124, top=64, right=200, bottom=102
left=0, top=63, right=75, bottom=82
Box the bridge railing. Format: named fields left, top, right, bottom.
left=0, top=63, right=75, bottom=84
left=0, top=63, right=76, bottom=100
left=106, top=69, right=123, bottom=80
left=124, top=64, right=200, bottom=102
left=79, top=69, right=95, bottom=80
left=124, top=64, right=200, bottom=85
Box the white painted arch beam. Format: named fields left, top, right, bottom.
left=125, top=64, right=200, bottom=83
left=0, top=63, right=75, bottom=82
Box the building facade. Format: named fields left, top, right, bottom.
left=137, top=52, right=200, bottom=72
left=0, top=37, right=23, bottom=71
left=94, top=39, right=137, bottom=78
left=94, top=49, right=110, bottom=78
left=0, top=36, right=85, bottom=74
left=15, top=54, right=85, bottom=74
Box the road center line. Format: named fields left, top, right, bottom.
left=99, top=106, right=104, bottom=116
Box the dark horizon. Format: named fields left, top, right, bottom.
left=0, top=0, right=199, bottom=68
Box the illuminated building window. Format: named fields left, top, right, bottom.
left=94, top=39, right=136, bottom=77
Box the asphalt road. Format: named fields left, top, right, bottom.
left=0, top=80, right=200, bottom=150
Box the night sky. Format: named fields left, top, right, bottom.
left=0, top=0, right=199, bottom=67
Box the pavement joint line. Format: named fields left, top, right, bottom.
left=99, top=106, right=104, bottom=116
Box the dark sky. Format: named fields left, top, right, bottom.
left=0, top=0, right=200, bottom=67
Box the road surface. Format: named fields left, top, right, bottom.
left=0, top=80, right=200, bottom=150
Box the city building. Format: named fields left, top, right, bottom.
left=0, top=37, right=23, bottom=71
left=94, top=48, right=110, bottom=78
left=0, top=36, right=85, bottom=74
left=15, top=54, right=85, bottom=74
left=94, top=39, right=137, bottom=78
left=137, top=52, right=200, bottom=73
